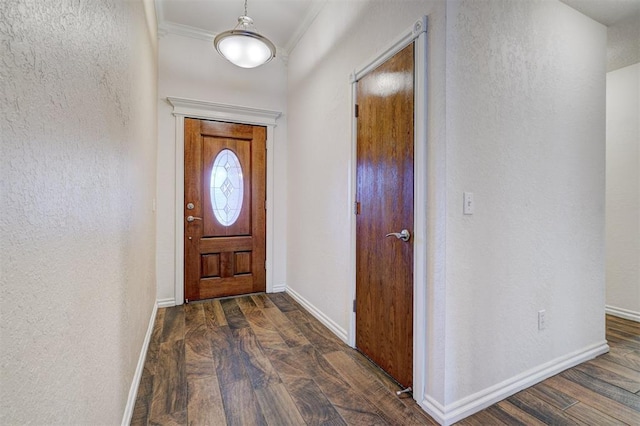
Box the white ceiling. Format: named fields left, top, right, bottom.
left=155, top=0, right=325, bottom=53
left=559, top=0, right=640, bottom=26
left=156, top=0, right=640, bottom=54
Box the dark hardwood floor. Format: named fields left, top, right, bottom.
left=131, top=293, right=640, bottom=425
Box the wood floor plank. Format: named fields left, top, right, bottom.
left=607, top=323, right=640, bottom=338
left=564, top=401, right=627, bottom=426
left=331, top=405, right=389, bottom=426
left=545, top=373, right=640, bottom=424
left=287, top=377, right=346, bottom=426
left=607, top=316, right=640, bottom=333
left=608, top=335, right=640, bottom=355
left=494, top=401, right=547, bottom=426
left=148, top=410, right=187, bottom=426
left=624, top=350, right=640, bottom=369
left=324, top=350, right=438, bottom=425
left=561, top=368, right=640, bottom=409
left=599, top=350, right=640, bottom=372
left=529, top=382, right=578, bottom=410
left=296, top=320, right=345, bottom=354
left=267, top=292, right=298, bottom=312
left=291, top=346, right=391, bottom=425
left=506, top=389, right=578, bottom=425
left=203, top=299, right=228, bottom=328
left=234, top=326, right=281, bottom=389
left=149, top=339, right=187, bottom=422
left=236, top=294, right=260, bottom=316
left=263, top=306, right=311, bottom=348
left=187, top=376, right=226, bottom=425
left=455, top=409, right=507, bottom=425
left=185, top=323, right=215, bottom=379
left=608, top=330, right=640, bottom=348
left=184, top=302, right=205, bottom=333
left=144, top=308, right=166, bottom=377
left=484, top=405, right=529, bottom=426
left=244, top=308, right=290, bottom=351
left=220, top=297, right=250, bottom=329
left=607, top=327, right=640, bottom=344
left=284, top=309, right=312, bottom=325
left=254, top=382, right=306, bottom=425
left=251, top=293, right=276, bottom=309
left=161, top=306, right=185, bottom=343
left=577, top=360, right=640, bottom=393
left=589, top=355, right=640, bottom=379
left=131, top=373, right=154, bottom=426
left=209, top=325, right=247, bottom=384
left=347, top=349, right=419, bottom=405
left=263, top=346, right=310, bottom=382
left=261, top=348, right=343, bottom=426
left=219, top=378, right=267, bottom=426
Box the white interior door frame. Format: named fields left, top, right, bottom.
left=167, top=97, right=281, bottom=305
left=348, top=16, right=428, bottom=404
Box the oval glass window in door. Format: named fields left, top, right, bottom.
left=210, top=149, right=244, bottom=226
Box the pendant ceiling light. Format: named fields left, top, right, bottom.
left=214, top=0, right=276, bottom=69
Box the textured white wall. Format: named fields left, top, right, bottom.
left=287, top=0, right=448, bottom=403
left=287, top=0, right=606, bottom=418
left=0, top=0, right=158, bottom=423
left=606, top=63, right=640, bottom=319
left=156, top=33, right=288, bottom=303
left=444, top=0, right=606, bottom=403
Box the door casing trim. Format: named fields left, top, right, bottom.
left=167, top=97, right=281, bottom=305
left=348, top=16, right=428, bottom=404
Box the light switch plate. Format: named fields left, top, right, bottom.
left=463, top=192, right=474, bottom=215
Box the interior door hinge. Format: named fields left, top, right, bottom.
left=354, top=201, right=361, bottom=215
left=355, top=104, right=359, bottom=118
left=353, top=299, right=356, bottom=313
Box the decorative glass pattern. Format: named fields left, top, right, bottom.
left=210, top=149, right=243, bottom=226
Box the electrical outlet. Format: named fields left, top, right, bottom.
left=538, top=310, right=546, bottom=330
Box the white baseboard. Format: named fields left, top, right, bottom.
left=271, top=283, right=287, bottom=293
left=121, top=301, right=158, bottom=426
left=157, top=297, right=176, bottom=308
left=285, top=287, right=349, bottom=343
left=419, top=341, right=610, bottom=426
left=606, top=305, right=640, bottom=322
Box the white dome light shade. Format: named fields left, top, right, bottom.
left=215, top=30, right=275, bottom=68
left=214, top=14, right=276, bottom=69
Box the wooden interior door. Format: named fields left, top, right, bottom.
left=184, top=119, right=266, bottom=302
left=355, top=43, right=414, bottom=388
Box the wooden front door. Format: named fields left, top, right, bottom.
left=355, top=43, right=414, bottom=388
left=184, top=118, right=266, bottom=302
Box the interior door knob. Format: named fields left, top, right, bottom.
left=385, top=229, right=411, bottom=242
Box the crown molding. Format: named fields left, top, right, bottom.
left=284, top=0, right=327, bottom=53
left=159, top=21, right=214, bottom=41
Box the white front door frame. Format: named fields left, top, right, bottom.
left=167, top=97, right=281, bottom=305
left=348, top=16, right=428, bottom=405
